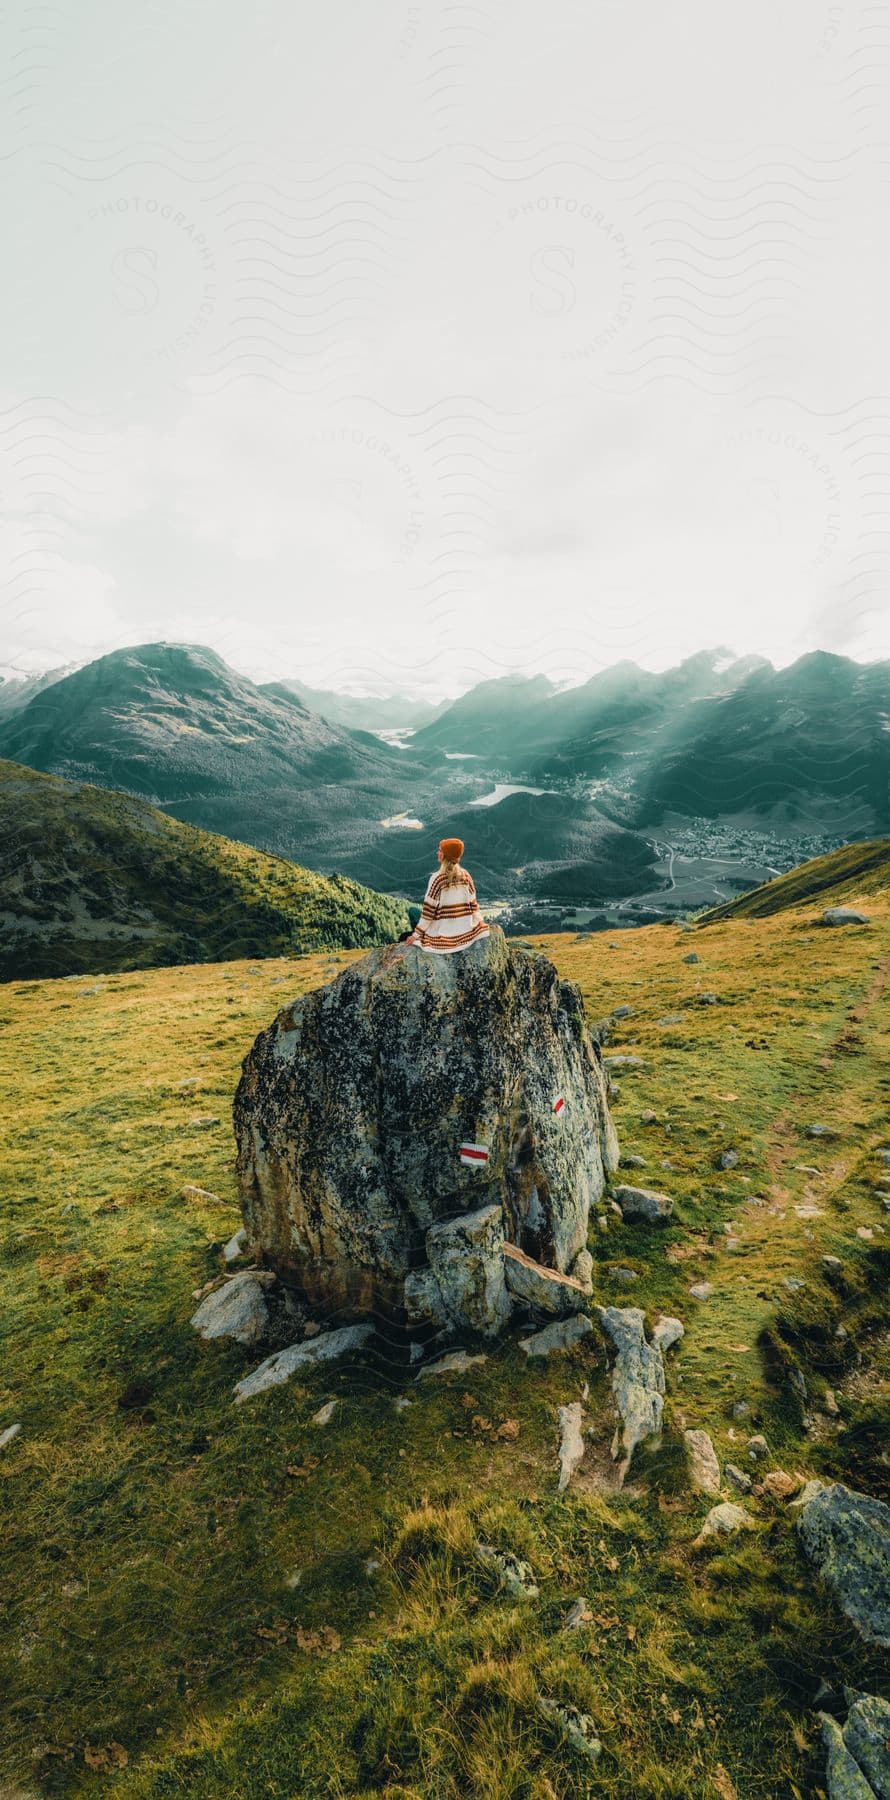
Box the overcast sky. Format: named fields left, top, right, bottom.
left=2, top=1, right=890, bottom=697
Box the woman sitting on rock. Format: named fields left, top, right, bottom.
left=406, top=837, right=490, bottom=954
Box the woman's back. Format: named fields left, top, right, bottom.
left=414, top=845, right=489, bottom=954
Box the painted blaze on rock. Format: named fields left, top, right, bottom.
left=234, top=926, right=618, bottom=1321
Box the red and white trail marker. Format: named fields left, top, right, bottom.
left=553, top=1095, right=566, bottom=1115
left=459, top=1142, right=490, bottom=1166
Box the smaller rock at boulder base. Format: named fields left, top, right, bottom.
left=620, top=1153, right=647, bottom=1169
left=233, top=1324, right=374, bottom=1403
left=191, top=1271, right=274, bottom=1347
left=557, top=1402, right=586, bottom=1491
left=609, top=1266, right=639, bottom=1284
left=520, top=1314, right=593, bottom=1358
left=652, top=1315, right=684, bottom=1353
left=503, top=1244, right=590, bottom=1317
left=222, top=1226, right=248, bottom=1264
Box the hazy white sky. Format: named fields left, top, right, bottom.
left=2, top=0, right=889, bottom=697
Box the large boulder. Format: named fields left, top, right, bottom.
left=234, top=927, right=617, bottom=1326
left=796, top=1482, right=890, bottom=1648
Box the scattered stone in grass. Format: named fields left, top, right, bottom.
left=746, top=1435, right=770, bottom=1462
left=698, top=993, right=719, bottom=1005
left=717, top=1150, right=738, bottom=1170
left=652, top=1315, right=684, bottom=1353
left=180, top=1184, right=222, bottom=1205
left=536, top=1696, right=602, bottom=1763
left=563, top=1596, right=593, bottom=1631
left=683, top=952, right=700, bottom=963
left=310, top=1400, right=338, bottom=1426
left=795, top=1205, right=823, bottom=1219
left=557, top=1401, right=586, bottom=1491
left=689, top=1282, right=713, bottom=1300
left=762, top=1470, right=801, bottom=1501
left=856, top=1227, right=874, bottom=1241
left=604, top=1054, right=646, bottom=1068
left=783, top=1276, right=806, bottom=1292
left=822, top=906, right=870, bottom=926
left=0, top=1423, right=22, bottom=1449
left=613, top=1183, right=674, bottom=1224
left=796, top=1482, right=890, bottom=1648
left=657, top=1013, right=685, bottom=1026
left=596, top=1305, right=665, bottom=1484
left=824, top=1389, right=840, bottom=1416
left=822, top=1256, right=843, bottom=1271
left=641, top=1109, right=658, bottom=1125
left=684, top=1429, right=721, bottom=1495
left=415, top=1349, right=488, bottom=1381
left=475, top=1542, right=539, bottom=1598
left=819, top=1701, right=887, bottom=1800
left=611, top=1004, right=634, bottom=1018
left=836, top=1688, right=890, bottom=1794
left=608, top=1266, right=640, bottom=1285
left=393, top=1396, right=412, bottom=1410
left=725, top=1463, right=753, bottom=1495
left=570, top=1248, right=594, bottom=1292
left=796, top=1165, right=823, bottom=1176
left=365, top=1557, right=381, bottom=1574
left=188, top=1116, right=221, bottom=1128
left=692, top=1502, right=751, bottom=1546
left=619, top=1154, right=647, bottom=1169
left=61, top=1576, right=84, bottom=1597
left=806, top=1123, right=835, bottom=1139
left=835, top=1325, right=849, bottom=1341
left=519, top=1314, right=594, bottom=1358
left=730, top=1400, right=751, bottom=1420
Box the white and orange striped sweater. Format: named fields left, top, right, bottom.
left=414, top=865, right=490, bottom=954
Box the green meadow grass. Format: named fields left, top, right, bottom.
left=1, top=894, right=888, bottom=1798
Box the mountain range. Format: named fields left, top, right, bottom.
left=1, top=641, right=887, bottom=905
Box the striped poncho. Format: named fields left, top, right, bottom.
left=415, top=865, right=490, bottom=954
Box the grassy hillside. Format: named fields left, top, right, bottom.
left=1, top=883, right=887, bottom=1796
left=0, top=760, right=410, bottom=980
left=695, top=836, right=890, bottom=924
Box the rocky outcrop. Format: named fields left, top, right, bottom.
left=796, top=1482, right=890, bottom=1648
left=234, top=927, right=617, bottom=1332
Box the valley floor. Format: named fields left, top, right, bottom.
left=1, top=903, right=888, bottom=1798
